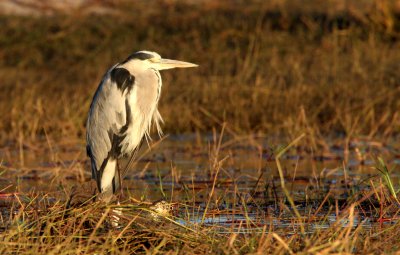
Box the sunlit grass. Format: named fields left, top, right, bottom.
left=0, top=128, right=400, bottom=253
left=0, top=145, right=399, bottom=254
left=376, top=157, right=399, bottom=204
left=0, top=1, right=399, bottom=143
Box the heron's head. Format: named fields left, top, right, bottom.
left=121, top=50, right=198, bottom=71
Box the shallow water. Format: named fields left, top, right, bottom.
left=0, top=134, right=399, bottom=232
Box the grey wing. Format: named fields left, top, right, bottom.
left=86, top=68, right=131, bottom=190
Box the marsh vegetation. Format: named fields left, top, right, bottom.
left=0, top=1, right=399, bottom=254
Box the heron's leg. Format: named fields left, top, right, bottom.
left=116, top=160, right=123, bottom=197
left=110, top=161, right=123, bottom=228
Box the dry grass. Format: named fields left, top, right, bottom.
left=0, top=134, right=399, bottom=254
left=0, top=199, right=399, bottom=254
left=0, top=0, right=399, bottom=144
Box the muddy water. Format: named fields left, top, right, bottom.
left=0, top=135, right=399, bottom=232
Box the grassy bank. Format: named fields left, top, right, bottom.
left=0, top=1, right=399, bottom=144
left=0, top=135, right=399, bottom=254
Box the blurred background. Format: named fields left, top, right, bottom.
left=0, top=3, right=400, bottom=252
left=0, top=0, right=399, bottom=144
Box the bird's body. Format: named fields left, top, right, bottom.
left=86, top=51, right=197, bottom=202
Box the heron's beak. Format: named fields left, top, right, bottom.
left=152, top=58, right=198, bottom=70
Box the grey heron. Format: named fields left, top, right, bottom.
left=86, top=50, right=197, bottom=202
